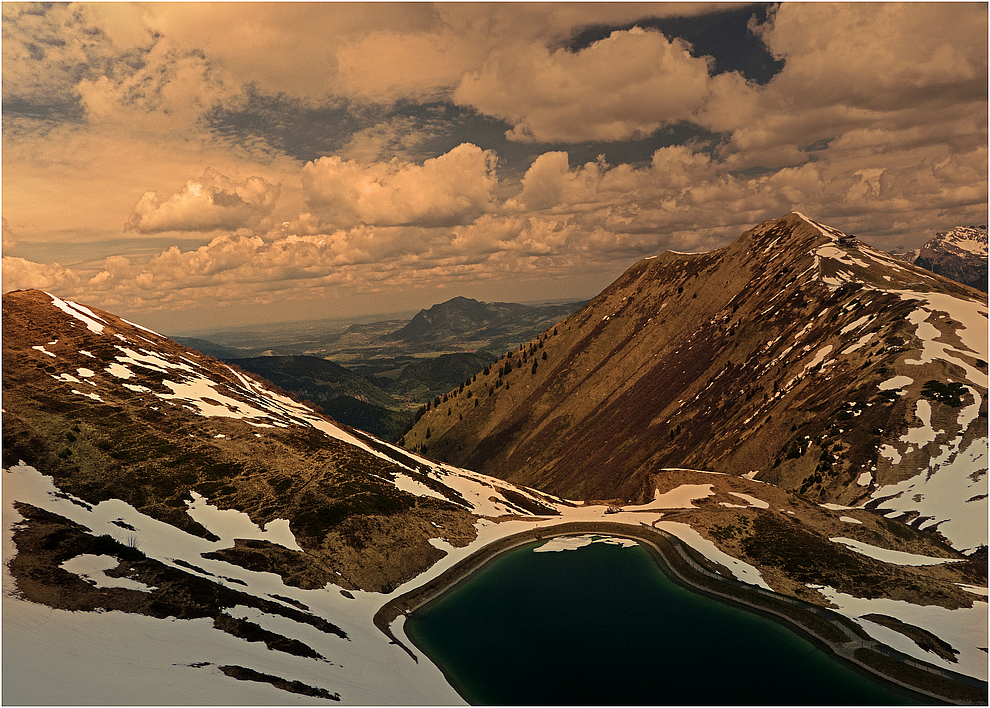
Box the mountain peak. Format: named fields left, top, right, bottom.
left=900, top=225, right=988, bottom=292
left=404, top=213, right=987, bottom=551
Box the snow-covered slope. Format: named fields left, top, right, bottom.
left=899, top=225, right=988, bottom=292
left=3, top=277, right=987, bottom=704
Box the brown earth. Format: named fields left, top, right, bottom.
left=403, top=213, right=987, bottom=509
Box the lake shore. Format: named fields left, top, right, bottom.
left=374, top=520, right=987, bottom=705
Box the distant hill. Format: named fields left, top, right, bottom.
left=385, top=296, right=585, bottom=353
left=382, top=351, right=498, bottom=403
left=897, top=226, right=988, bottom=292
left=173, top=336, right=258, bottom=359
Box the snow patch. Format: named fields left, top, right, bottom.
left=813, top=585, right=987, bottom=681
left=534, top=534, right=638, bottom=553
left=870, top=435, right=988, bottom=551
left=186, top=492, right=302, bottom=551
left=830, top=537, right=963, bottom=566
left=47, top=293, right=107, bottom=334
left=879, top=375, right=914, bottom=391
left=727, top=492, right=769, bottom=509
left=61, top=554, right=157, bottom=591
left=627, top=484, right=715, bottom=510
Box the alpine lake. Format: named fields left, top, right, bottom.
left=404, top=535, right=926, bottom=705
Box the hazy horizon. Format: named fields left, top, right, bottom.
left=3, top=2, right=987, bottom=332
left=165, top=292, right=591, bottom=338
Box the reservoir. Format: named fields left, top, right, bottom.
left=404, top=535, right=923, bottom=705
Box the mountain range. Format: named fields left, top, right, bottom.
left=175, top=297, right=585, bottom=361
left=895, top=225, right=988, bottom=292
left=405, top=214, right=986, bottom=540
left=2, top=212, right=987, bottom=704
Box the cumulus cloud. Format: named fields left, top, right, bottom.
left=2, top=257, right=79, bottom=293
left=3, top=3, right=985, bottom=324
left=125, top=169, right=281, bottom=234
left=754, top=3, right=986, bottom=112
left=108, top=3, right=699, bottom=101
left=75, top=38, right=235, bottom=134
left=301, top=143, right=498, bottom=229
left=708, top=3, right=988, bottom=170
left=455, top=27, right=722, bottom=143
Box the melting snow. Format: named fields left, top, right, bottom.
left=841, top=331, right=875, bottom=354
left=186, top=492, right=302, bottom=551
left=533, top=534, right=637, bottom=553
left=899, top=399, right=937, bottom=447
left=727, top=492, right=769, bottom=509
left=106, top=363, right=134, bottom=379
left=878, top=375, right=914, bottom=391
left=840, top=315, right=871, bottom=336
left=871, top=433, right=987, bottom=551
left=627, top=484, right=715, bottom=510
left=829, top=537, right=963, bottom=566
left=655, top=521, right=771, bottom=589
left=813, top=585, right=988, bottom=681
left=61, top=554, right=157, bottom=591
left=899, top=292, right=989, bottom=389
left=47, top=293, right=107, bottom=334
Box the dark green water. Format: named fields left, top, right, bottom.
left=405, top=536, right=924, bottom=706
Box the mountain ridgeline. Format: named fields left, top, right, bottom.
left=403, top=213, right=988, bottom=532
left=387, top=296, right=581, bottom=350
left=899, top=225, right=988, bottom=293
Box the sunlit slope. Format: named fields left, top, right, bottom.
left=403, top=212, right=988, bottom=551
left=2, top=288, right=573, bottom=702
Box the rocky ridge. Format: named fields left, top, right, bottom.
left=402, top=212, right=988, bottom=554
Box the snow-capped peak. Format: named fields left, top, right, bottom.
left=930, top=225, right=988, bottom=258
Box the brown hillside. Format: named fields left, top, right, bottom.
left=402, top=213, right=988, bottom=513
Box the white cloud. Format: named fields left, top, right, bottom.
left=455, top=27, right=720, bottom=143
left=2, top=257, right=79, bottom=293
left=753, top=3, right=986, bottom=112
left=301, top=143, right=498, bottom=229
left=708, top=3, right=988, bottom=170
left=2, top=2, right=985, bottom=325
left=125, top=169, right=281, bottom=234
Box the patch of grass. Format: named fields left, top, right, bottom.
left=91, top=533, right=145, bottom=562
left=920, top=380, right=967, bottom=407
left=218, top=665, right=340, bottom=700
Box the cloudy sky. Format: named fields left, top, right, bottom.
left=3, top=2, right=987, bottom=332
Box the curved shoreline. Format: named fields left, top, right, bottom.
left=374, top=521, right=987, bottom=705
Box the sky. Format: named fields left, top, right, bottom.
left=2, top=2, right=987, bottom=333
